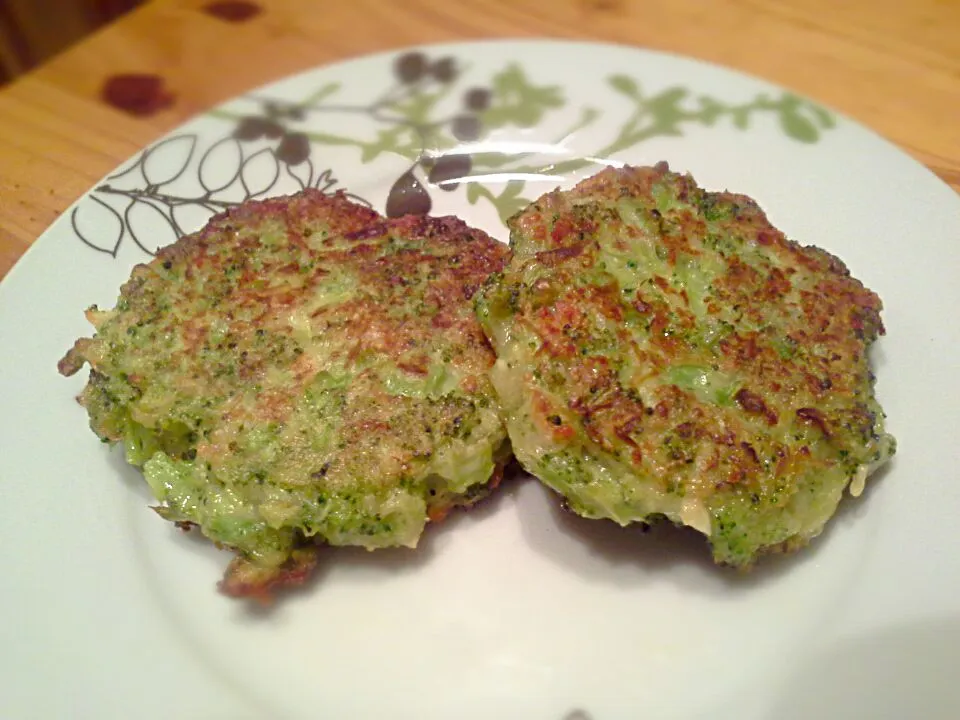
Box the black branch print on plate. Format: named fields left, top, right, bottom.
left=71, top=132, right=369, bottom=258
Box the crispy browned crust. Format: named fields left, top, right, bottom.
left=480, top=163, right=894, bottom=565
left=509, top=164, right=885, bottom=485
left=61, top=188, right=512, bottom=598
left=219, top=547, right=320, bottom=604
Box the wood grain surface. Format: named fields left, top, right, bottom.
left=1, top=0, right=957, bottom=280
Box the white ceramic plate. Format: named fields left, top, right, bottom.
left=2, top=40, right=958, bottom=720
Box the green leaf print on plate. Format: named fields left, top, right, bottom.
left=209, top=51, right=837, bottom=223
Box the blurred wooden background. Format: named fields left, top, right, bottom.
left=0, top=0, right=142, bottom=83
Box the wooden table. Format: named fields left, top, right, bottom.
left=1, top=0, right=957, bottom=281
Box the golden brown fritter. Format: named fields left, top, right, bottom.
left=60, top=190, right=510, bottom=600
left=476, top=163, right=895, bottom=566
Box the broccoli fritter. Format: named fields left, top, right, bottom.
left=476, top=163, right=895, bottom=567
left=60, top=190, right=510, bottom=599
